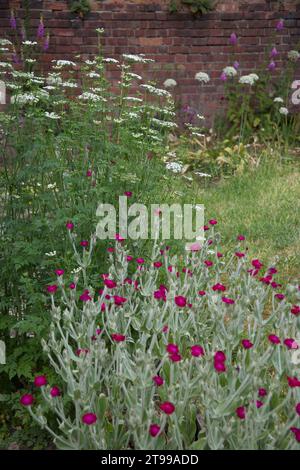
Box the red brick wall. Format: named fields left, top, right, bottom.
left=1, top=0, right=300, bottom=123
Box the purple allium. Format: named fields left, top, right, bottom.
left=276, top=19, right=284, bottom=31
left=270, top=47, right=278, bottom=58
left=229, top=33, right=238, bottom=45
left=268, top=61, right=276, bottom=71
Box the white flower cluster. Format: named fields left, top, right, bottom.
left=274, top=97, right=284, bottom=103
left=0, top=39, right=12, bottom=46
left=11, top=93, right=40, bottom=105
left=166, top=161, right=183, bottom=173
left=152, top=117, right=178, bottom=129
left=22, top=41, right=37, bottom=46
left=0, top=62, right=12, bottom=69
left=102, top=58, right=119, bottom=64
left=52, top=60, right=76, bottom=68
left=223, top=66, right=237, bottom=78
left=195, top=72, right=210, bottom=84
left=163, top=78, right=177, bottom=88
left=239, top=73, right=259, bottom=86
left=123, top=54, right=154, bottom=64
left=78, top=92, right=104, bottom=102
left=46, top=73, right=63, bottom=86
left=45, top=112, right=61, bottom=120
left=140, top=84, right=171, bottom=98
left=287, top=50, right=300, bottom=62
left=126, top=72, right=143, bottom=81
left=279, top=107, right=289, bottom=116
left=123, top=96, right=143, bottom=102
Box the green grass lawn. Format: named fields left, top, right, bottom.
left=193, top=162, right=300, bottom=283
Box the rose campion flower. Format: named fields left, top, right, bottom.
left=242, top=339, right=253, bottom=349
left=80, top=240, right=89, bottom=247
left=82, top=413, right=97, bottom=425
left=209, top=219, right=217, bottom=225
left=229, top=33, right=238, bottom=45
left=153, top=261, right=163, bottom=268
left=191, top=345, right=205, bottom=357
left=169, top=353, right=182, bottom=362
left=55, top=269, right=64, bottom=276
left=203, top=225, right=210, bottom=231
left=174, top=296, right=187, bottom=308
left=258, top=388, right=267, bottom=397
left=275, top=293, right=285, bottom=300
left=284, top=338, right=298, bottom=349
left=214, top=351, right=226, bottom=362
left=34, top=375, right=47, bottom=387
left=296, top=403, right=300, bottom=416
left=256, top=400, right=263, bottom=409
left=153, top=376, right=164, bottom=386
left=136, top=258, right=145, bottom=264
left=79, top=290, right=92, bottom=302
left=149, top=424, right=161, bottom=437
left=198, top=290, right=206, bottom=296
left=268, top=334, right=281, bottom=345
left=104, top=279, right=117, bottom=289
left=236, top=406, right=246, bottom=419
left=66, top=221, right=74, bottom=230
left=287, top=376, right=300, bottom=388
left=86, top=169, right=92, bottom=177
left=222, top=297, right=235, bottom=305
left=69, top=282, right=76, bottom=290
left=47, top=285, right=57, bottom=294
left=290, top=427, right=300, bottom=443
left=237, top=235, right=245, bottom=241
left=114, top=295, right=127, bottom=306
left=291, top=305, right=300, bottom=316
left=127, top=255, right=133, bottom=262
left=252, top=259, right=263, bottom=269
left=167, top=344, right=179, bottom=355
left=159, top=401, right=175, bottom=415
left=235, top=252, right=245, bottom=258
left=50, top=386, right=61, bottom=398
left=204, top=260, right=213, bottom=267
left=124, top=191, right=132, bottom=197
left=212, top=283, right=226, bottom=292
left=111, top=333, right=126, bottom=342
left=214, top=361, right=226, bottom=373
left=20, top=394, right=34, bottom=406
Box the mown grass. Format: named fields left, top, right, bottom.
left=193, top=161, right=300, bottom=283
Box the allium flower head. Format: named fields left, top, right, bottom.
left=229, top=33, right=238, bottom=45
left=276, top=19, right=284, bottom=31
left=268, top=61, right=276, bottom=71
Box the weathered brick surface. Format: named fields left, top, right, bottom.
left=1, top=0, right=300, bottom=123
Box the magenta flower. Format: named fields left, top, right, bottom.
left=276, top=19, right=284, bottom=31
left=268, top=334, right=280, bottom=345
left=20, top=394, right=34, bottom=406
left=222, top=297, right=235, bottom=305
left=50, top=386, right=61, bottom=398
left=256, top=400, right=263, bottom=409
left=212, top=283, right=226, bottom=292
left=166, top=344, right=178, bottom=355
left=79, top=290, right=92, bottom=302
left=153, top=376, right=164, bottom=386
left=153, top=261, right=163, bottom=268
left=204, top=260, right=213, bottom=267
left=214, top=361, right=226, bottom=373
left=124, top=191, right=132, bottom=197
left=46, top=285, right=57, bottom=294
left=287, top=376, right=300, bottom=388
left=220, top=72, right=227, bottom=81
left=235, top=252, right=245, bottom=258
left=159, top=401, right=175, bottom=415
left=290, top=427, right=300, bottom=443
left=169, top=353, right=182, bottom=362
left=203, top=225, right=210, bottom=231
left=296, top=403, right=300, bottom=416
left=66, top=221, right=74, bottom=230
left=229, top=33, right=238, bottom=45
left=162, top=325, right=169, bottom=333
left=242, top=339, right=253, bottom=350
left=252, top=259, right=263, bottom=270
left=191, top=345, right=205, bottom=357
left=209, top=219, right=217, bottom=225
left=284, top=338, right=298, bottom=350
left=104, top=279, right=117, bottom=289
left=80, top=240, right=89, bottom=247
left=233, top=61, right=240, bottom=70
left=237, top=235, right=245, bottom=241
left=136, top=258, right=145, bottom=264
left=69, top=282, right=76, bottom=290
left=111, top=333, right=126, bottom=342
left=198, top=290, right=206, bottom=296
left=127, top=255, right=133, bottom=261
left=174, top=295, right=187, bottom=308
left=86, top=169, right=92, bottom=177
left=55, top=269, right=64, bottom=277
left=270, top=47, right=278, bottom=58
left=214, top=351, right=226, bottom=362
left=236, top=406, right=246, bottom=420
left=291, top=305, right=300, bottom=316
left=258, top=388, right=267, bottom=397
left=82, top=413, right=97, bottom=425
left=149, top=424, right=161, bottom=437
left=34, top=375, right=47, bottom=387
left=275, top=293, right=285, bottom=300
left=114, top=295, right=127, bottom=306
